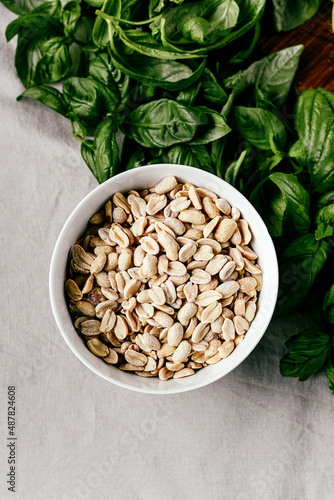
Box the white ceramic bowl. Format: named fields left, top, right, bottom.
left=49, top=164, right=279, bottom=394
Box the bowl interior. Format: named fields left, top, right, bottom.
left=49, top=164, right=279, bottom=394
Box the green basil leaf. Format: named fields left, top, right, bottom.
left=292, top=88, right=334, bottom=194
left=83, top=0, right=104, bottom=6
left=325, top=359, right=334, bottom=395
left=323, top=284, right=334, bottom=324
left=155, top=0, right=215, bottom=42
left=63, top=77, right=103, bottom=124
left=272, top=0, right=324, bottom=32
left=225, top=149, right=247, bottom=186
left=324, top=284, right=334, bottom=312
left=122, top=98, right=208, bottom=148
left=6, top=5, right=60, bottom=42
left=110, top=42, right=206, bottom=90
left=176, top=81, right=202, bottom=106
left=288, top=139, right=308, bottom=168
left=227, top=21, right=260, bottom=65
left=317, top=191, right=334, bottom=210
left=118, top=29, right=199, bottom=60
left=81, top=118, right=118, bottom=183
left=93, top=0, right=121, bottom=48
left=232, top=107, right=286, bottom=152
left=89, top=53, right=131, bottom=112
left=62, top=1, right=81, bottom=36
left=158, top=0, right=240, bottom=47
left=224, top=45, right=303, bottom=108
left=124, top=145, right=146, bottom=170
left=1, top=0, right=58, bottom=15
left=315, top=191, right=334, bottom=240
left=269, top=173, right=310, bottom=236
left=315, top=205, right=334, bottom=241
left=17, top=84, right=67, bottom=116
left=265, top=186, right=286, bottom=237
left=189, top=106, right=231, bottom=145
left=182, top=17, right=210, bottom=43
left=200, top=68, right=227, bottom=107
left=167, top=144, right=213, bottom=172
left=149, top=0, right=166, bottom=18
left=34, top=37, right=72, bottom=84
left=280, top=330, right=331, bottom=381
left=202, top=0, right=240, bottom=44
left=277, top=234, right=329, bottom=317
left=15, top=24, right=71, bottom=88
left=88, top=53, right=119, bottom=91
left=315, top=223, right=333, bottom=241
left=157, top=0, right=265, bottom=55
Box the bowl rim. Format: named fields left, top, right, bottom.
left=49, top=164, right=279, bottom=395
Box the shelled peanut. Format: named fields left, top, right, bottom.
left=65, top=176, right=262, bottom=381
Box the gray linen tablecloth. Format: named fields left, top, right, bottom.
left=1, top=7, right=333, bottom=500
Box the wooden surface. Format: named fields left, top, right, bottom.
left=258, top=1, right=334, bottom=92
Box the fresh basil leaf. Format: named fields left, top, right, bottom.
left=63, top=76, right=103, bottom=124
left=15, top=25, right=71, bottom=88
left=280, top=330, right=331, bottom=381
left=277, top=234, right=329, bottom=317
left=154, top=0, right=215, bottom=42
left=149, top=0, right=166, bottom=18
left=89, top=53, right=131, bottom=112
left=325, top=359, right=334, bottom=395
left=158, top=0, right=241, bottom=48
left=317, top=191, right=334, bottom=210
left=189, top=106, right=230, bottom=145
left=118, top=29, right=199, bottom=60
left=88, top=53, right=119, bottom=91
left=83, top=0, right=104, bottom=6
left=232, top=106, right=286, bottom=152
left=0, top=0, right=58, bottom=15
left=292, top=88, right=334, bottom=194
left=88, top=54, right=126, bottom=112
left=34, top=37, right=72, bottom=84
left=315, top=223, right=333, bottom=241
left=315, top=205, right=334, bottom=241
left=324, top=284, right=334, bottom=311
left=225, top=149, right=247, bottom=186
left=323, top=284, right=334, bottom=324
left=265, top=185, right=286, bottom=237
left=224, top=45, right=303, bottom=108
left=124, top=145, right=146, bottom=170
left=200, top=68, right=227, bottom=107
left=202, top=0, right=240, bottom=44
left=68, top=111, right=89, bottom=139
left=269, top=173, right=310, bottom=236
left=176, top=81, right=202, bottom=106
left=62, top=1, right=81, bottom=36
left=227, top=21, right=260, bottom=65
left=122, top=98, right=209, bottom=148
left=6, top=5, right=60, bottom=41
left=81, top=118, right=118, bottom=183
left=93, top=0, right=121, bottom=48
left=182, top=17, right=211, bottom=43
left=110, top=42, right=206, bottom=90
left=17, top=84, right=67, bottom=116
left=272, top=0, right=324, bottom=32
left=167, top=144, right=214, bottom=172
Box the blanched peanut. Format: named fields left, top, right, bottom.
left=67, top=177, right=261, bottom=381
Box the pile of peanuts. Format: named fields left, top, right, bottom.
left=65, top=176, right=262, bottom=381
